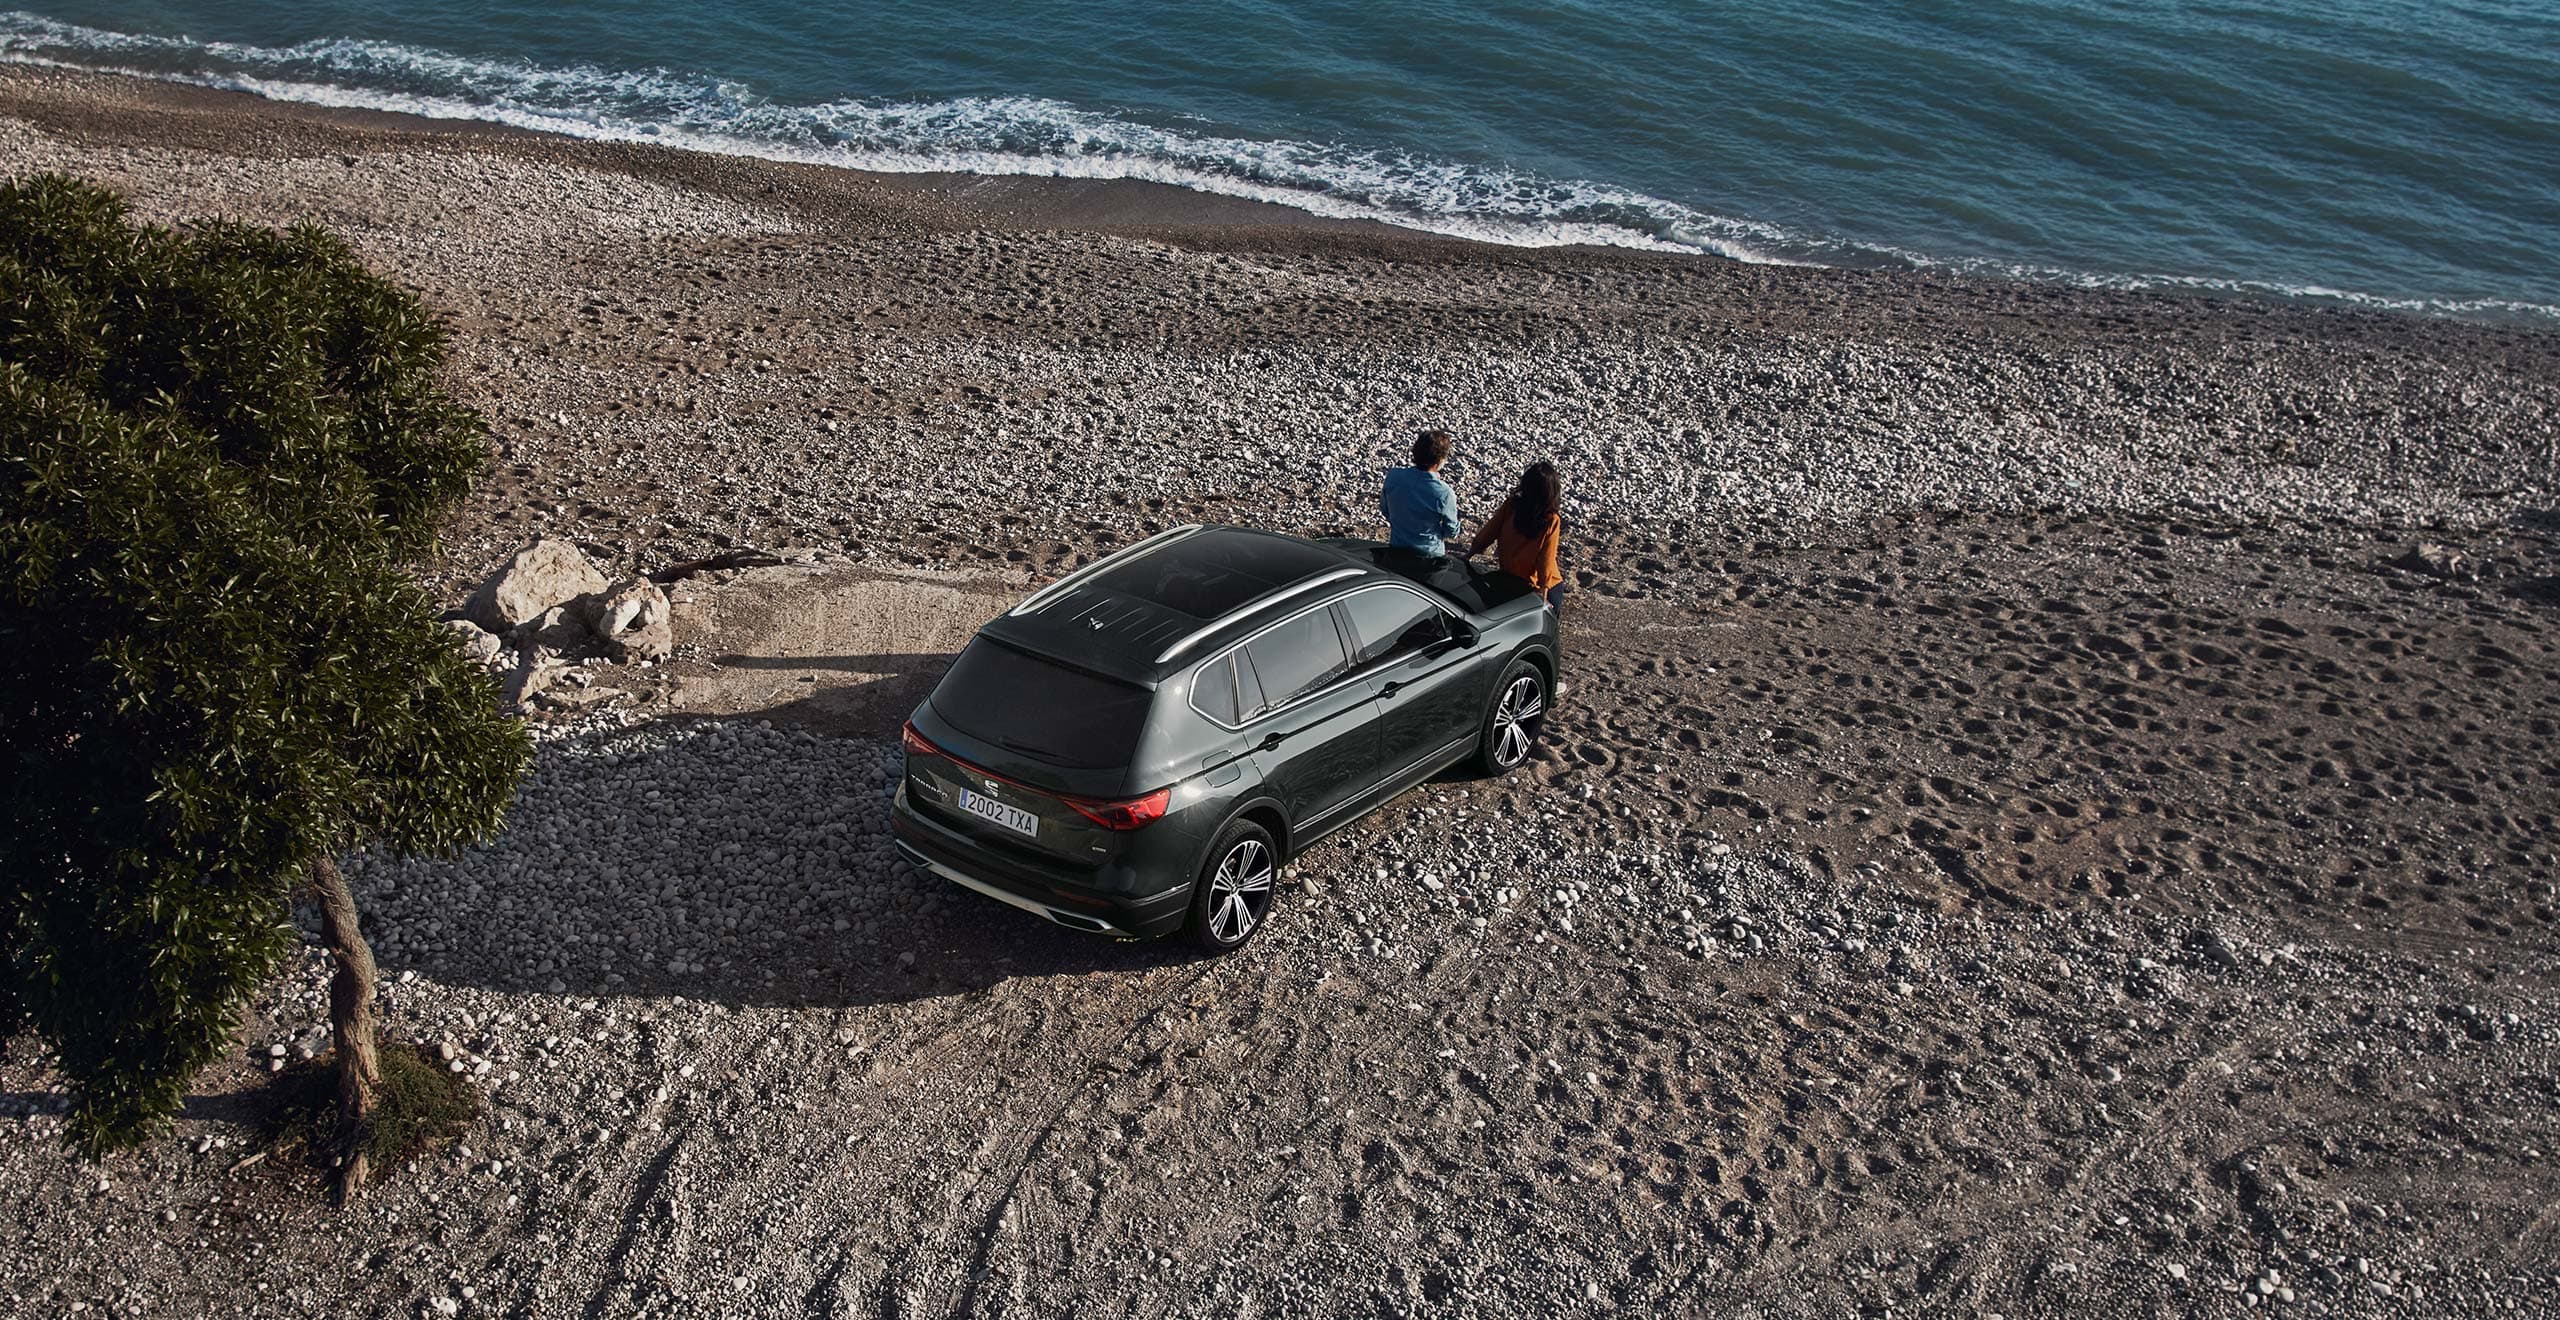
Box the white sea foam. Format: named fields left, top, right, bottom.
left=5, top=12, right=2554, bottom=322
left=0, top=13, right=1803, bottom=263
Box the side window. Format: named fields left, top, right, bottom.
left=1193, top=652, right=1239, bottom=725
left=1338, top=588, right=1446, bottom=668
left=1192, top=652, right=1268, bottom=725
left=1234, top=650, right=1266, bottom=720
left=1240, top=609, right=1350, bottom=712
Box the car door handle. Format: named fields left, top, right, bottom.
left=1379, top=680, right=1405, bottom=699
left=1258, top=731, right=1285, bottom=751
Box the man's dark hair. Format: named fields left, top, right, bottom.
left=1412, top=429, right=1453, bottom=470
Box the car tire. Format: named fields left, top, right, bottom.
left=1187, top=817, right=1280, bottom=953
left=1473, top=659, right=1548, bottom=775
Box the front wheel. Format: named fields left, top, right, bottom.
left=1474, top=660, right=1548, bottom=774
left=1186, top=818, right=1280, bottom=952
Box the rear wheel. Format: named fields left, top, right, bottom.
left=1187, top=818, right=1279, bottom=952
left=1474, top=660, right=1548, bottom=774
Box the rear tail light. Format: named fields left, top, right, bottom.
left=900, top=721, right=939, bottom=758
left=1061, top=787, right=1171, bottom=831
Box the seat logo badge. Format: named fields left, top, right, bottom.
left=983, top=778, right=1000, bottom=793
left=1087, top=617, right=1105, bottom=630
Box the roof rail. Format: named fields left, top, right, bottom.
left=1008, top=524, right=1204, bottom=617
left=1154, top=567, right=1366, bottom=664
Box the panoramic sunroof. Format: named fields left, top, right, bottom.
left=1086, top=531, right=1341, bottom=620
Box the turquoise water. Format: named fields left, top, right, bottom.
left=5, top=2, right=2555, bottom=320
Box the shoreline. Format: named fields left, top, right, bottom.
left=9, top=57, right=2555, bottom=598
left=6, top=61, right=2557, bottom=345
left=0, top=62, right=1433, bottom=245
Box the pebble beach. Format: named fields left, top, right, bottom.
left=4, top=62, right=2560, bottom=1319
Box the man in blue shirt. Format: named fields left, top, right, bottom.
left=1380, top=428, right=1460, bottom=559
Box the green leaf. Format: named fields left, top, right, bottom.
left=0, top=173, right=528, bottom=1153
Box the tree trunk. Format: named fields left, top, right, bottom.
left=310, top=854, right=380, bottom=1201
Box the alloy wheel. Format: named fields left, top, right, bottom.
left=1206, top=837, right=1275, bottom=945
left=1491, top=674, right=1545, bottom=769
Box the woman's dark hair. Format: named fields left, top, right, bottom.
left=1511, top=461, right=1561, bottom=537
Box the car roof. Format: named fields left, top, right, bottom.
left=981, top=525, right=1393, bottom=686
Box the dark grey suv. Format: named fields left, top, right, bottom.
left=891, top=524, right=1559, bottom=951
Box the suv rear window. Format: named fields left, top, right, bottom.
left=930, top=638, right=1152, bottom=769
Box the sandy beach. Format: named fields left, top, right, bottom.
left=4, top=63, right=2558, bottom=1318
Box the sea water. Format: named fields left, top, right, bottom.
left=4, top=1, right=2553, bottom=321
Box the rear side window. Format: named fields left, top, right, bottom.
left=1190, top=651, right=1267, bottom=726
left=930, top=638, right=1152, bottom=769
left=1191, top=652, right=1241, bottom=725
left=1337, top=587, right=1446, bottom=668
left=1241, top=609, right=1349, bottom=712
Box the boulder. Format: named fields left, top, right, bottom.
left=466, top=540, right=608, bottom=633
left=499, top=650, right=564, bottom=709
left=508, top=603, right=594, bottom=658
left=579, top=578, right=674, bottom=662
left=2391, top=542, right=2475, bottom=580
left=441, top=618, right=504, bottom=668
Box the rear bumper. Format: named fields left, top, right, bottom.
left=890, top=789, right=1193, bottom=940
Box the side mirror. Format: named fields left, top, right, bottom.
left=1448, top=617, right=1481, bottom=648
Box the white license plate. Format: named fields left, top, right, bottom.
left=957, top=786, right=1039, bottom=839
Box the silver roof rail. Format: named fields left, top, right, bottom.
left=1154, top=566, right=1366, bottom=664
left=1008, top=524, right=1205, bottom=617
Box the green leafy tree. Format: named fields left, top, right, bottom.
left=0, top=175, right=531, bottom=1195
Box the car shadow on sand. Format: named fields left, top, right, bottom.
left=344, top=698, right=1206, bottom=1014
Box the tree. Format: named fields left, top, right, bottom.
left=0, top=174, right=531, bottom=1195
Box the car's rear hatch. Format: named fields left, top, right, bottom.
left=904, top=636, right=1160, bottom=870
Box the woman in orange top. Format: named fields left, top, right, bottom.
left=1467, top=461, right=1565, bottom=612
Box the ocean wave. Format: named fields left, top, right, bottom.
left=4, top=11, right=2555, bottom=322
left=0, top=12, right=1804, bottom=263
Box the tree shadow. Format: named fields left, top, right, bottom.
left=179, top=1088, right=275, bottom=1125
left=340, top=717, right=1199, bottom=1013
left=0, top=1084, right=269, bottom=1129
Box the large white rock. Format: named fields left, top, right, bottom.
left=579, top=578, right=674, bottom=662
left=465, top=540, right=608, bottom=633
left=499, top=649, right=564, bottom=709
left=508, top=603, right=591, bottom=657
left=441, top=617, right=504, bottom=668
